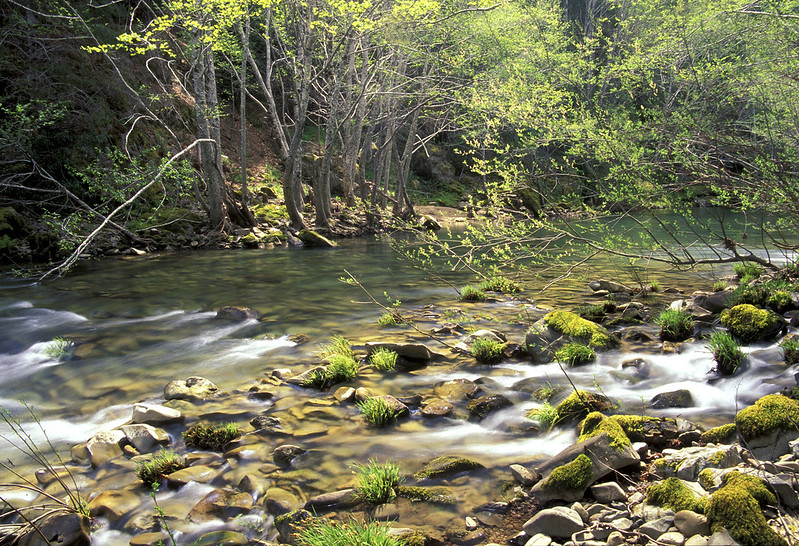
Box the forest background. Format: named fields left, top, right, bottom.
left=1, top=0, right=798, bottom=276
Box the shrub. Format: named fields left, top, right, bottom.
left=706, top=331, right=744, bottom=375
left=43, top=336, right=71, bottom=359
left=183, top=422, right=240, bottom=451
left=327, top=354, right=359, bottom=383
left=136, top=449, right=184, bottom=487
left=656, top=308, right=694, bottom=341
left=734, top=261, right=763, bottom=283
left=358, top=397, right=400, bottom=427
left=297, top=518, right=399, bottom=546
left=318, top=335, right=354, bottom=359
left=781, top=338, right=799, bottom=366
left=478, top=276, right=521, bottom=293
left=369, top=348, right=398, bottom=371
left=555, top=343, right=596, bottom=367
left=732, top=279, right=795, bottom=312
left=471, top=337, right=505, bottom=364
left=353, top=460, right=404, bottom=505
left=460, top=285, right=487, bottom=302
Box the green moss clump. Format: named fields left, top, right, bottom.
left=396, top=485, right=455, bottom=504
left=647, top=477, right=706, bottom=513
left=413, top=455, right=484, bottom=480
left=735, top=394, right=799, bottom=442
left=698, top=468, right=715, bottom=490
left=608, top=414, right=671, bottom=442
left=542, top=454, right=593, bottom=492
left=720, top=304, right=779, bottom=343
left=553, top=390, right=613, bottom=425
left=706, top=471, right=785, bottom=546
left=578, top=412, right=631, bottom=450
left=543, top=310, right=618, bottom=349
left=700, top=423, right=737, bottom=445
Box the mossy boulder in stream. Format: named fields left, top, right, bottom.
left=297, top=229, right=337, bottom=248
left=735, top=394, right=799, bottom=457
left=578, top=412, right=631, bottom=449
left=553, top=390, right=614, bottom=425
left=720, top=304, right=784, bottom=343
left=541, top=453, right=593, bottom=493
left=414, top=455, right=484, bottom=479
left=543, top=310, right=618, bottom=349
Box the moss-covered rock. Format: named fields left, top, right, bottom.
left=297, top=229, right=337, bottom=248
left=554, top=391, right=614, bottom=425
left=647, top=477, right=707, bottom=513
left=720, top=304, right=784, bottom=343
left=413, top=455, right=484, bottom=480
left=396, top=485, right=455, bottom=504
left=735, top=394, right=799, bottom=442
left=541, top=453, right=593, bottom=492
left=608, top=414, right=682, bottom=447
left=700, top=423, right=737, bottom=445
left=578, top=412, right=631, bottom=450
left=543, top=310, right=618, bottom=349
left=706, top=471, right=785, bottom=546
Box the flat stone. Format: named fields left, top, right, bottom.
left=365, top=342, right=435, bottom=361
left=766, top=473, right=799, bottom=508
left=191, top=530, right=248, bottom=545
left=164, top=376, right=222, bottom=402
left=590, top=482, right=626, bottom=503
left=373, top=503, right=399, bottom=521
left=433, top=378, right=484, bottom=401
left=273, top=444, right=306, bottom=467
left=708, top=529, right=742, bottom=545
left=522, top=507, right=584, bottom=538
left=304, top=488, right=359, bottom=511
left=651, top=389, right=694, bottom=409
left=639, top=516, right=674, bottom=539
left=216, top=306, right=258, bottom=321
left=132, top=403, right=183, bottom=425
left=674, top=510, right=710, bottom=537
left=17, top=513, right=91, bottom=546
left=334, top=386, right=356, bottom=402
left=119, top=424, right=169, bottom=453
left=187, top=488, right=253, bottom=522
left=475, top=511, right=503, bottom=527
left=685, top=535, right=710, bottom=546
left=422, top=398, right=454, bottom=417
left=659, top=531, right=686, bottom=545
left=87, top=489, right=140, bottom=520
left=166, top=465, right=218, bottom=486
left=129, top=532, right=170, bottom=546
left=606, top=531, right=626, bottom=546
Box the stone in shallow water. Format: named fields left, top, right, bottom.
left=166, top=465, right=219, bottom=486
left=85, top=430, right=126, bottom=467
left=164, top=376, right=222, bottom=402
left=187, top=488, right=253, bottom=522
left=422, top=398, right=454, bottom=417
left=522, top=506, right=584, bottom=538
left=216, top=306, right=258, bottom=321
left=132, top=403, right=183, bottom=425
left=273, top=444, right=306, bottom=467
left=87, top=489, right=141, bottom=521
left=120, top=423, right=169, bottom=453
left=191, top=530, right=248, bottom=545
left=651, top=389, right=694, bottom=409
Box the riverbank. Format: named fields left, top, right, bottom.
left=2, top=260, right=799, bottom=545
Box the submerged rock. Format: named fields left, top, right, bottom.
left=414, top=455, right=485, bottom=479
left=297, top=229, right=337, bottom=248
left=467, top=394, right=512, bottom=420
left=188, top=488, right=254, bottom=522
left=215, top=306, right=258, bottom=321
left=18, top=512, right=91, bottom=546
left=119, top=423, right=169, bottom=453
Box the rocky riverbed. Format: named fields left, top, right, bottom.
left=4, top=272, right=799, bottom=546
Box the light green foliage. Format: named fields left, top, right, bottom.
left=608, top=415, right=673, bottom=443
left=297, top=518, right=399, bottom=546
left=720, top=304, right=779, bottom=343
left=544, top=311, right=616, bottom=349
left=647, top=477, right=706, bottom=514
left=460, top=286, right=487, bottom=302
left=649, top=279, right=661, bottom=292
left=706, top=471, right=785, bottom=546
left=318, top=335, right=354, bottom=359
left=706, top=331, right=744, bottom=375
left=735, top=394, right=799, bottom=442
left=700, top=423, right=737, bottom=445
left=542, top=454, right=593, bottom=492
left=136, top=449, right=184, bottom=487
left=734, top=262, right=763, bottom=283
left=396, top=485, right=455, bottom=504
left=478, top=276, right=521, bottom=293
left=555, top=342, right=596, bottom=367
left=526, top=402, right=559, bottom=431
left=780, top=338, right=799, bottom=366
left=369, top=348, right=398, bottom=371
left=713, top=281, right=728, bottom=292
left=376, top=312, right=400, bottom=327
left=183, top=422, right=240, bottom=451
left=732, top=279, right=796, bottom=312
left=578, top=412, right=631, bottom=449
left=656, top=309, right=695, bottom=342
left=326, top=354, right=359, bottom=383
left=552, top=390, right=612, bottom=425
left=698, top=469, right=715, bottom=490
left=43, top=337, right=71, bottom=359
left=471, top=337, right=505, bottom=364
left=353, top=460, right=404, bottom=505
left=358, top=398, right=399, bottom=427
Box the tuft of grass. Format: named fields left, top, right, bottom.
left=300, top=368, right=331, bottom=389
left=327, top=354, right=360, bottom=383
left=478, top=276, right=521, bottom=293
left=183, top=422, right=240, bottom=451
left=297, top=518, right=399, bottom=546
left=706, top=331, right=744, bottom=375
left=358, top=397, right=400, bottom=427
left=471, top=337, right=505, bottom=364
left=555, top=342, right=596, bottom=367
left=136, top=448, right=184, bottom=487
left=459, top=286, right=487, bottom=302
left=42, top=336, right=71, bottom=359
left=376, top=312, right=400, bottom=327
left=369, top=348, right=398, bottom=371
left=353, top=460, right=404, bottom=505
left=649, top=279, right=661, bottom=292
left=780, top=338, right=799, bottom=366
left=526, top=402, right=559, bottom=431
left=656, top=308, right=694, bottom=342
left=318, top=335, right=354, bottom=359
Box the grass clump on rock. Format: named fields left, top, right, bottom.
left=369, top=348, right=398, bottom=371
left=541, top=454, right=593, bottom=492
left=42, top=336, right=71, bottom=359
left=735, top=394, right=799, bottom=442
left=353, top=460, right=404, bottom=505
left=297, top=518, right=399, bottom=546
left=544, top=310, right=617, bottom=349
left=656, top=308, right=694, bottom=342
left=706, top=471, right=785, bottom=546
left=578, top=412, right=631, bottom=449
left=376, top=312, right=400, bottom=327
left=136, top=448, right=184, bottom=487
left=358, top=397, right=400, bottom=427
left=555, top=342, right=596, bottom=367
left=478, top=276, right=521, bottom=293
left=471, top=337, right=505, bottom=364
left=780, top=337, right=799, bottom=366
left=460, top=285, right=487, bottom=302
left=646, top=477, right=707, bottom=513
left=327, top=354, right=360, bottom=383
left=720, top=304, right=780, bottom=343
left=183, top=422, right=240, bottom=451
left=526, top=402, right=559, bottom=431
left=706, top=331, right=745, bottom=375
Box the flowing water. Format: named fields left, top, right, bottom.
left=0, top=213, right=796, bottom=543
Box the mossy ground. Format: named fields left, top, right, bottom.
left=735, top=394, right=799, bottom=442
left=578, top=412, right=631, bottom=449
left=542, top=454, right=593, bottom=492
left=720, top=304, right=779, bottom=343
left=543, top=310, right=617, bottom=349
